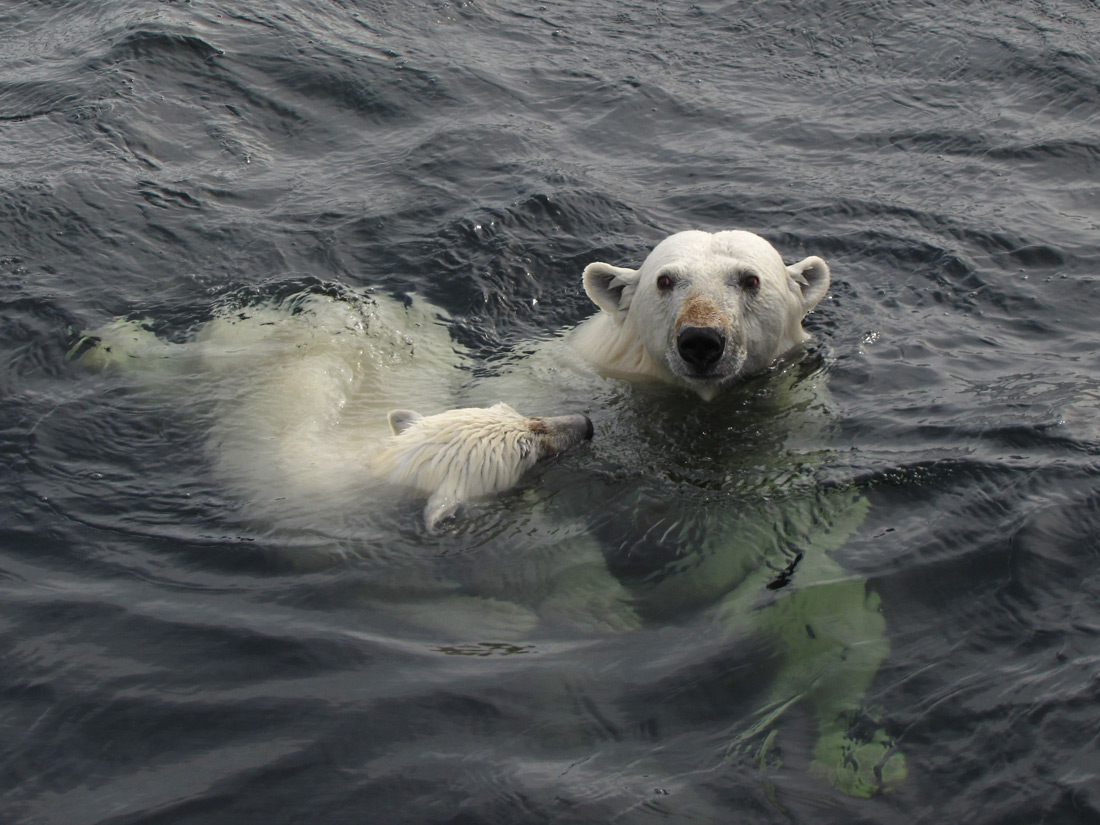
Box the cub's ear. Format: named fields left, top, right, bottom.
left=388, top=409, right=423, bottom=435
left=787, top=256, right=830, bottom=313
left=583, top=262, right=640, bottom=322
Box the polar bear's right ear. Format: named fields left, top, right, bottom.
left=583, top=262, right=640, bottom=322
left=787, top=256, right=831, bottom=313
left=388, top=409, right=423, bottom=435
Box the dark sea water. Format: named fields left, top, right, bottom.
left=3, top=1, right=1100, bottom=823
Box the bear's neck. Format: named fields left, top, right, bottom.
left=570, top=312, right=667, bottom=381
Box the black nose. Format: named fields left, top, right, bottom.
left=677, top=327, right=726, bottom=370
left=582, top=415, right=594, bottom=440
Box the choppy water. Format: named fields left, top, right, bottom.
left=3, top=1, right=1100, bottom=823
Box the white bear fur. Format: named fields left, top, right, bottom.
left=74, top=230, right=829, bottom=527
left=73, top=292, right=591, bottom=531
left=572, top=230, right=829, bottom=400
left=378, top=403, right=591, bottom=530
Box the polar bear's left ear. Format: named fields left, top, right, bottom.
left=388, top=409, right=423, bottom=435
left=583, top=262, right=640, bottom=322
left=787, top=256, right=831, bottom=313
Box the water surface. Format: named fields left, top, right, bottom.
left=3, top=1, right=1100, bottom=823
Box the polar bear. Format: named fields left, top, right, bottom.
left=69, top=290, right=592, bottom=531
left=72, top=231, right=825, bottom=514
left=379, top=403, right=592, bottom=530
left=573, top=230, right=830, bottom=400
left=565, top=231, right=902, bottom=794
left=69, top=230, right=903, bottom=796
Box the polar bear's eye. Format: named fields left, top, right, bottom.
left=656, top=273, right=676, bottom=292
left=739, top=272, right=761, bottom=291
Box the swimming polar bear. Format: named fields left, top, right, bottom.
left=568, top=230, right=903, bottom=794
left=70, top=289, right=592, bottom=531
left=70, top=230, right=904, bottom=797
left=380, top=403, right=592, bottom=530
left=73, top=230, right=826, bottom=514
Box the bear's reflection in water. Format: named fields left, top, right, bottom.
left=73, top=273, right=904, bottom=797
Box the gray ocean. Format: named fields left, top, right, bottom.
left=3, top=1, right=1099, bottom=823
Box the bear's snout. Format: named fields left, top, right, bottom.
left=677, top=326, right=726, bottom=371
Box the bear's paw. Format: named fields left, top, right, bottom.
left=810, top=722, right=907, bottom=798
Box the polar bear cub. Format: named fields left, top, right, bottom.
left=378, top=403, right=593, bottom=530
left=572, top=230, right=830, bottom=400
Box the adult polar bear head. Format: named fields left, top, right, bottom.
left=375, top=403, right=593, bottom=531
left=574, top=230, right=830, bottom=401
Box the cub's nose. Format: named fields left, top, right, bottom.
left=677, top=326, right=726, bottom=370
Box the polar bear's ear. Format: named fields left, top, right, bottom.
left=787, top=256, right=831, bottom=313
left=583, top=262, right=640, bottom=322
left=388, top=409, right=423, bottom=435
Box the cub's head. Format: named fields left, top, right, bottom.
left=583, top=230, right=830, bottom=400
left=376, top=402, right=593, bottom=531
